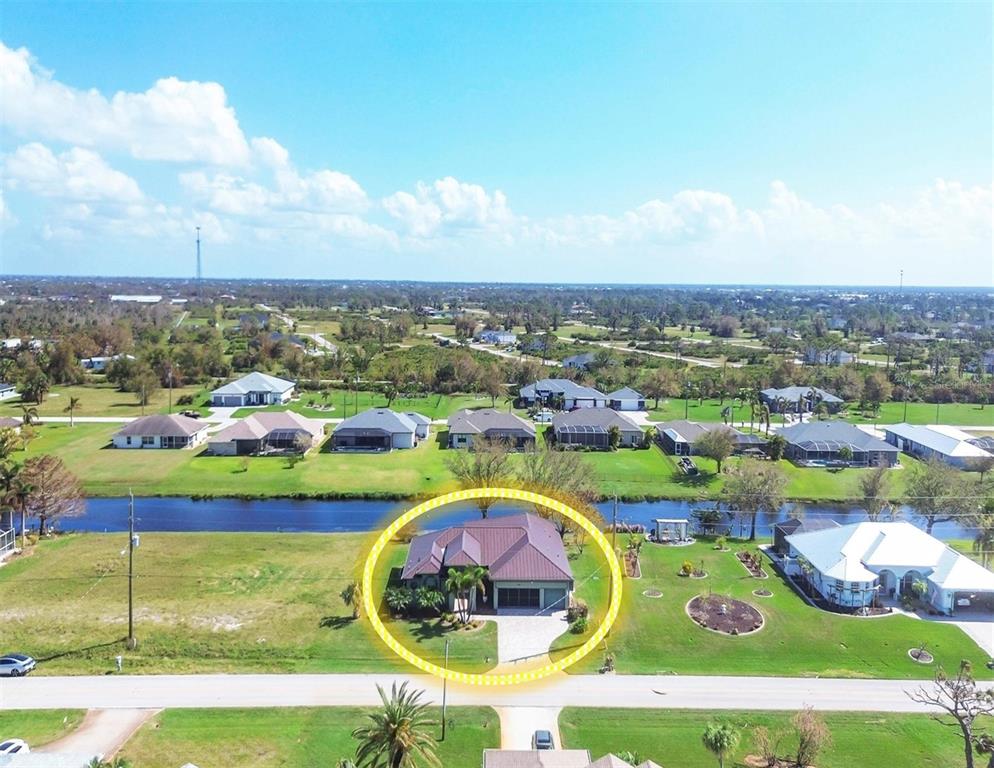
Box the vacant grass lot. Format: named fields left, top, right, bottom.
left=0, top=710, right=84, bottom=747
left=0, top=383, right=209, bottom=419
left=231, top=390, right=514, bottom=420
left=559, top=708, right=967, bottom=768
left=551, top=539, right=992, bottom=679
left=0, top=532, right=496, bottom=675
left=24, top=423, right=928, bottom=502
left=120, top=707, right=498, bottom=768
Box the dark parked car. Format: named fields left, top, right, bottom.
left=533, top=730, right=554, bottom=750
left=0, top=654, right=36, bottom=677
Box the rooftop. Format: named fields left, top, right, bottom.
left=552, top=407, right=641, bottom=433
left=760, top=386, right=843, bottom=404
left=520, top=379, right=607, bottom=400
left=884, top=423, right=993, bottom=459
left=778, top=421, right=896, bottom=453
left=115, top=414, right=207, bottom=439
left=448, top=408, right=536, bottom=436
left=335, top=408, right=426, bottom=434
left=211, top=371, right=295, bottom=396
left=211, top=410, right=323, bottom=442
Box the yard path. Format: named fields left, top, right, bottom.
left=1, top=673, right=944, bottom=713
left=495, top=706, right=562, bottom=749
left=36, top=707, right=159, bottom=761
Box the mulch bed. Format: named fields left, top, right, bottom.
left=736, top=551, right=768, bottom=578
left=642, top=589, right=663, bottom=598
left=753, top=588, right=773, bottom=598
left=909, top=647, right=935, bottom=664
left=687, top=594, right=764, bottom=635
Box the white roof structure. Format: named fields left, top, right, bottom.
left=212, top=371, right=295, bottom=396
left=884, top=423, right=993, bottom=459
left=787, top=521, right=994, bottom=592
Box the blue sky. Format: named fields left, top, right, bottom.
left=1, top=2, right=991, bottom=284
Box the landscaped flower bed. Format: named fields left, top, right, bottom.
left=687, top=594, right=764, bottom=635
left=736, top=550, right=767, bottom=578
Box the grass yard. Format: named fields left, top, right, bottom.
left=848, top=401, right=994, bottom=427
left=551, top=539, right=992, bottom=679
left=559, top=708, right=967, bottom=768
left=231, top=390, right=515, bottom=420
left=120, top=706, right=498, bottom=768
left=0, top=383, right=209, bottom=419
left=0, top=532, right=496, bottom=675
left=0, top=710, right=84, bottom=748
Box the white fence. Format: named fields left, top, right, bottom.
left=0, top=527, right=14, bottom=557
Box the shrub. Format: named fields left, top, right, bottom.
left=715, top=535, right=727, bottom=550
left=680, top=560, right=694, bottom=576
left=569, top=616, right=588, bottom=634
left=567, top=599, right=589, bottom=623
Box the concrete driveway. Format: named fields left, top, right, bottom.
left=37, top=708, right=158, bottom=760
left=495, top=706, right=562, bottom=749
left=480, top=610, right=569, bottom=665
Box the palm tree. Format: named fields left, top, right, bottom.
left=444, top=565, right=488, bottom=624
left=0, top=461, right=19, bottom=534
left=352, top=681, right=440, bottom=768
left=701, top=722, right=740, bottom=768
left=972, top=500, right=994, bottom=568
left=20, top=404, right=39, bottom=426
left=64, top=396, right=82, bottom=427
left=11, top=478, right=34, bottom=549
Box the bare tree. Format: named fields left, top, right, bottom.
left=908, top=661, right=994, bottom=768
left=516, top=444, right=601, bottom=538
left=722, top=459, right=787, bottom=541
left=792, top=707, right=831, bottom=768
left=445, top=437, right=512, bottom=518
left=905, top=458, right=966, bottom=534
left=20, top=455, right=85, bottom=536
left=859, top=458, right=893, bottom=521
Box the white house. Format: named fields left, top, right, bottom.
left=477, top=329, right=517, bottom=345
left=331, top=408, right=430, bottom=450
left=606, top=386, right=645, bottom=411
left=112, top=414, right=209, bottom=449
left=784, top=521, right=994, bottom=615
left=210, top=372, right=296, bottom=407
left=81, top=354, right=135, bottom=372
left=0, top=383, right=17, bottom=401
left=883, top=423, right=993, bottom=469
left=519, top=379, right=607, bottom=409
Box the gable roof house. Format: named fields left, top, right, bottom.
left=783, top=521, right=994, bottom=615
left=562, top=352, right=597, bottom=370
left=113, top=414, right=209, bottom=449
left=477, top=329, right=517, bottom=345
left=779, top=421, right=899, bottom=467
left=0, top=382, right=17, bottom=401
left=883, top=423, right=993, bottom=469
left=402, top=513, right=573, bottom=613
left=760, top=385, right=844, bottom=414
left=210, top=372, right=296, bottom=407
left=208, top=411, right=325, bottom=456
left=606, top=386, right=645, bottom=411
left=551, top=408, right=644, bottom=449
left=772, top=516, right=840, bottom=555
left=804, top=347, right=855, bottom=366
left=331, top=408, right=430, bottom=451
left=655, top=420, right=767, bottom=457
left=447, top=408, right=535, bottom=449
left=519, top=379, right=607, bottom=410
left=482, top=751, right=662, bottom=768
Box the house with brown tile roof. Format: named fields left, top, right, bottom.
left=447, top=408, right=536, bottom=450
left=401, top=513, right=573, bottom=613
left=112, top=414, right=209, bottom=449
left=208, top=411, right=325, bottom=455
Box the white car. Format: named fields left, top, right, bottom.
left=533, top=410, right=554, bottom=423
left=0, top=654, right=36, bottom=677
left=0, top=739, right=29, bottom=754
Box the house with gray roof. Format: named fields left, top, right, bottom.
left=551, top=408, right=644, bottom=449
left=656, top=420, right=767, bottom=456
left=779, top=421, right=899, bottom=467
left=208, top=411, right=325, bottom=455
left=482, top=751, right=661, bottom=768
left=402, top=513, right=573, bottom=613
left=331, top=408, right=429, bottom=451
left=210, top=371, right=296, bottom=407
left=562, top=352, right=597, bottom=370
left=804, top=347, right=855, bottom=366
left=760, top=385, right=843, bottom=414
left=519, top=379, right=607, bottom=410
left=477, top=329, right=517, bottom=345
left=606, top=386, right=645, bottom=411
left=112, top=414, right=209, bottom=449
left=447, top=408, right=535, bottom=449
left=883, top=423, right=993, bottom=469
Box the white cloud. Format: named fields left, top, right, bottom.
left=1, top=42, right=251, bottom=166
left=4, top=143, right=144, bottom=203
left=382, top=177, right=514, bottom=237
left=180, top=137, right=367, bottom=217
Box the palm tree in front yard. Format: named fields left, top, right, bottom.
left=20, top=405, right=39, bottom=427
left=352, top=681, right=440, bottom=768
left=64, top=396, right=82, bottom=427
left=444, top=565, right=488, bottom=624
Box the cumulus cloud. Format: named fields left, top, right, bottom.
left=1, top=42, right=251, bottom=165
left=382, top=177, right=514, bottom=237
left=4, top=143, right=144, bottom=203
left=180, top=137, right=367, bottom=217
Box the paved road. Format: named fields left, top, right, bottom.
left=0, top=673, right=941, bottom=713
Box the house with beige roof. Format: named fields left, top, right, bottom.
left=208, top=411, right=324, bottom=455
left=447, top=408, right=536, bottom=450
left=112, top=414, right=209, bottom=449
left=482, top=751, right=661, bottom=768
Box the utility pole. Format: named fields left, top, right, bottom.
left=196, top=226, right=202, bottom=281
left=127, top=490, right=137, bottom=650
left=441, top=638, right=450, bottom=741
left=140, top=383, right=146, bottom=417
left=167, top=366, right=173, bottom=414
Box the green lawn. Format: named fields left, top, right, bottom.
left=232, top=390, right=517, bottom=420
left=0, top=532, right=495, bottom=675
left=849, top=401, right=994, bottom=426
left=0, top=710, right=84, bottom=748
left=551, top=539, right=992, bottom=679
left=559, top=708, right=967, bottom=768
left=120, top=706, right=498, bottom=768
left=0, top=383, right=209, bottom=419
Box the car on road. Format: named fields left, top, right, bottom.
left=532, top=410, right=554, bottom=423
left=532, top=730, right=554, bottom=750
left=0, top=739, right=29, bottom=754
left=0, top=653, right=36, bottom=677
